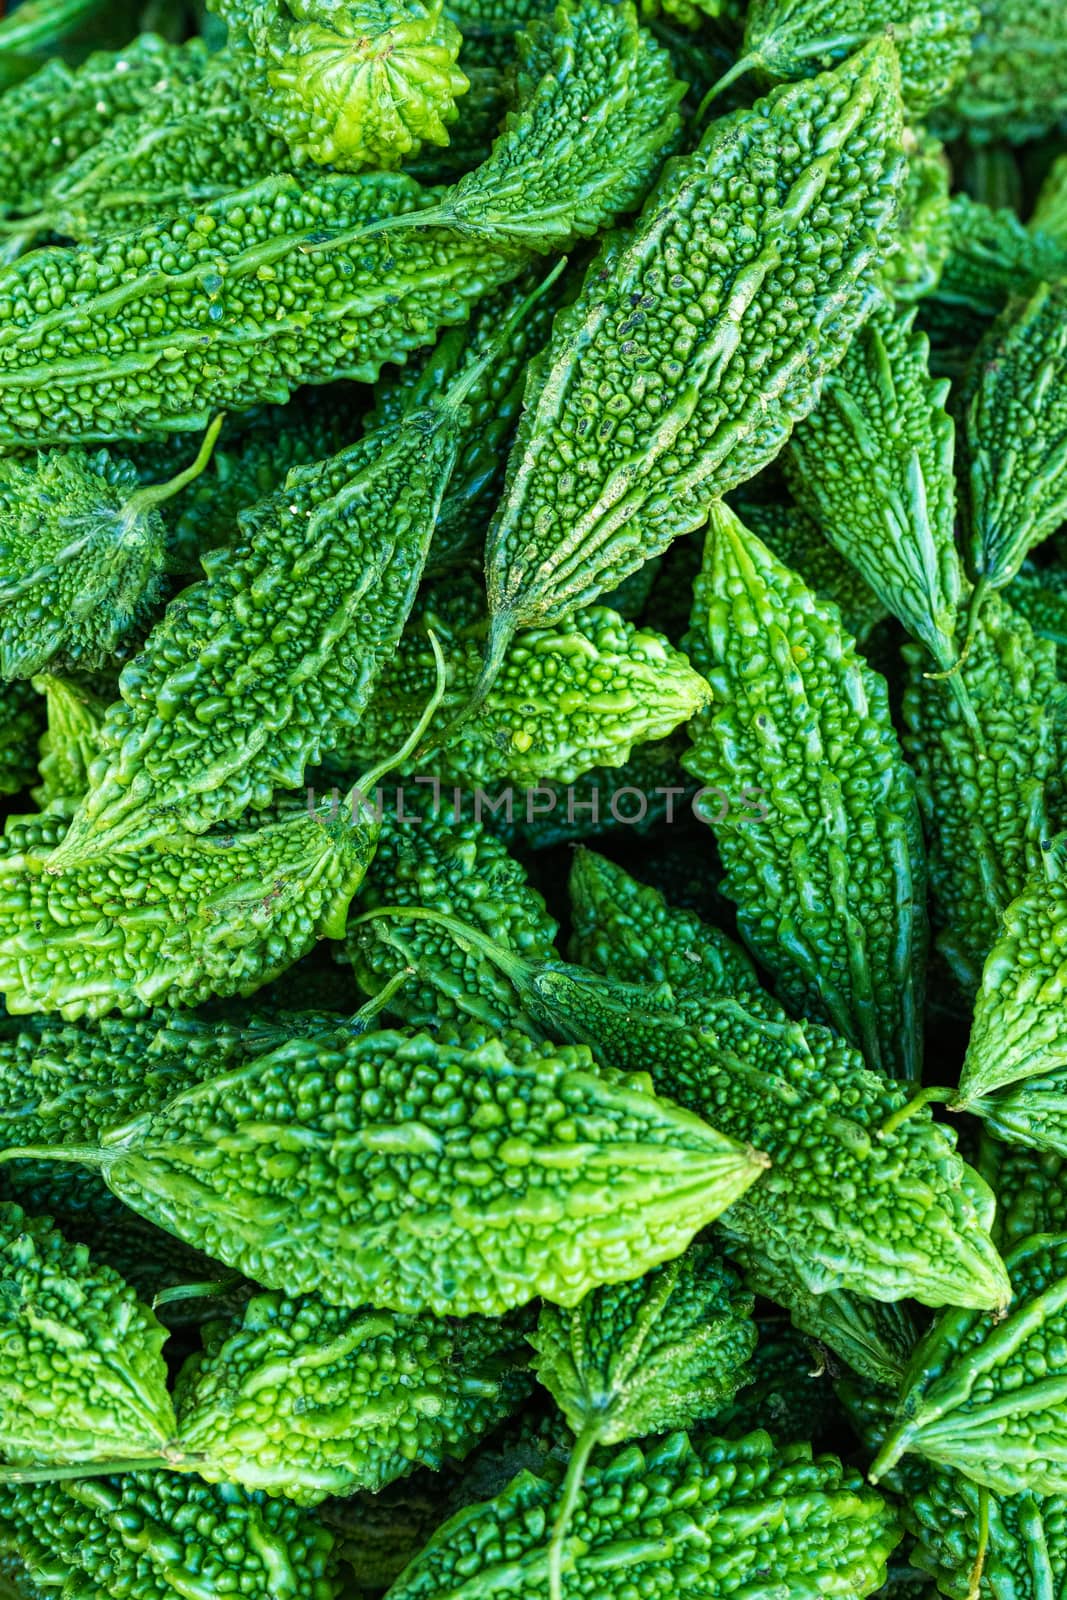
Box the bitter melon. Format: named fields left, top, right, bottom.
left=682, top=500, right=927, bottom=1081
left=211, top=0, right=469, bottom=170
left=478, top=40, right=905, bottom=695
left=30, top=675, right=108, bottom=814
left=0, top=1019, right=766, bottom=1315
left=0, top=1201, right=176, bottom=1472
left=174, top=1292, right=531, bottom=1504
left=934, top=0, right=1067, bottom=143
left=905, top=1461, right=1067, bottom=1600
left=732, top=497, right=888, bottom=645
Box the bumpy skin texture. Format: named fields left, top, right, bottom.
left=31, top=676, right=108, bottom=814
left=8, top=63, right=296, bottom=248
left=0, top=681, right=42, bottom=796
left=346, top=800, right=559, bottom=1030
left=887, top=130, right=951, bottom=303
left=341, top=595, right=711, bottom=786
left=902, top=595, right=1062, bottom=995
left=54, top=390, right=471, bottom=862
left=174, top=1292, right=531, bottom=1504
left=481, top=41, right=905, bottom=675
left=41, top=1021, right=766, bottom=1316
left=979, top=1139, right=1067, bottom=1250
left=930, top=196, right=1067, bottom=320
left=0, top=1471, right=340, bottom=1600
left=734, top=498, right=888, bottom=645
left=0, top=1, right=682, bottom=447
left=0, top=35, right=209, bottom=218
left=904, top=1461, right=1067, bottom=1600
left=785, top=295, right=962, bottom=674
left=530, top=1246, right=756, bottom=1442
left=385, top=1429, right=902, bottom=1600
left=958, top=839, right=1067, bottom=1120
left=213, top=0, right=468, bottom=170
left=0, top=794, right=381, bottom=1018
left=682, top=502, right=927, bottom=1082
left=934, top=0, right=1067, bottom=143
left=1009, top=563, right=1067, bottom=670
left=0, top=448, right=169, bottom=679
left=963, top=283, right=1067, bottom=595
left=527, top=972, right=1006, bottom=1309
left=0, top=1201, right=176, bottom=1469
left=872, top=1233, right=1067, bottom=1495
left=742, top=0, right=977, bottom=114
left=566, top=848, right=762, bottom=1008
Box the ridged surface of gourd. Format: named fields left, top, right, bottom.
left=0, top=1472, right=340, bottom=1600
left=963, top=282, right=1067, bottom=594
left=904, top=1458, right=1067, bottom=1600
left=930, top=195, right=1067, bottom=320
left=872, top=1233, right=1067, bottom=1495
left=786, top=295, right=962, bottom=673
left=0, top=1, right=682, bottom=447
left=174, top=1292, right=531, bottom=1504
left=31, top=676, right=108, bottom=813
left=346, top=800, right=559, bottom=1029
left=0, top=1201, right=176, bottom=1469
left=887, top=131, right=951, bottom=303
left=385, top=1429, right=902, bottom=1600
left=742, top=0, right=977, bottom=114
left=1008, top=563, right=1067, bottom=670
left=342, top=596, right=711, bottom=786
left=958, top=839, right=1067, bottom=1108
left=733, top=498, right=888, bottom=644
left=0, top=35, right=209, bottom=217
left=902, top=594, right=1062, bottom=995
left=482, top=41, right=905, bottom=669
left=0, top=447, right=168, bottom=679
left=0, top=795, right=380, bottom=1018
left=935, top=0, right=1067, bottom=143
left=682, top=501, right=927, bottom=1081
left=26, top=1020, right=766, bottom=1315
left=530, top=1245, right=756, bottom=1442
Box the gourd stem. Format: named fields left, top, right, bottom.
left=438, top=257, right=568, bottom=420
left=547, top=1426, right=598, bottom=1600
left=354, top=905, right=531, bottom=991
left=349, top=632, right=447, bottom=809
left=0, top=1454, right=183, bottom=1484
left=422, top=607, right=514, bottom=765
left=352, top=964, right=418, bottom=1023
left=696, top=53, right=761, bottom=122
left=124, top=413, right=225, bottom=517
left=152, top=1272, right=244, bottom=1311
left=867, top=1420, right=911, bottom=1486
left=0, top=1142, right=105, bottom=1169
left=967, top=1485, right=990, bottom=1600
left=878, top=1086, right=955, bottom=1139
left=961, top=577, right=991, bottom=662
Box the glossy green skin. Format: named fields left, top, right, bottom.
left=346, top=801, right=559, bottom=1030
left=743, top=0, right=977, bottom=114
left=213, top=0, right=468, bottom=171
left=0, top=1201, right=175, bottom=1468
left=887, top=131, right=952, bottom=303
left=0, top=448, right=168, bottom=679
left=979, top=1137, right=1067, bottom=1250
left=0, top=35, right=209, bottom=217
left=0, top=1472, right=340, bottom=1600
left=0, top=2, right=681, bottom=447
left=342, top=600, right=710, bottom=786
left=726, top=1244, right=918, bottom=1388
left=10, top=64, right=296, bottom=247
left=483, top=41, right=905, bottom=657
left=934, top=0, right=1067, bottom=143
left=682, top=502, right=927, bottom=1082
left=57, top=404, right=464, bottom=862
left=0, top=680, right=42, bottom=796
left=530, top=1245, right=755, bottom=1442
left=959, top=840, right=1067, bottom=1113
left=53, top=1020, right=765, bottom=1315
left=31, top=675, right=108, bottom=813
left=405, top=67, right=512, bottom=184
left=126, top=390, right=362, bottom=575
left=0, top=795, right=379, bottom=1018
left=175, top=1292, right=531, bottom=1504
left=386, top=1429, right=902, bottom=1600
left=905, top=1462, right=1067, bottom=1600
left=734, top=498, right=888, bottom=645
left=901, top=593, right=1061, bottom=995
left=566, top=847, right=762, bottom=1008
left=964, top=283, right=1067, bottom=592
left=786, top=296, right=962, bottom=673
left=931, top=195, right=1067, bottom=320
left=874, top=1234, right=1067, bottom=1496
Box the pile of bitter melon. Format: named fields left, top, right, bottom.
left=0, top=0, right=1065, bottom=1594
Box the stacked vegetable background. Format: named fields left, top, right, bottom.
left=0, top=0, right=1064, bottom=1594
